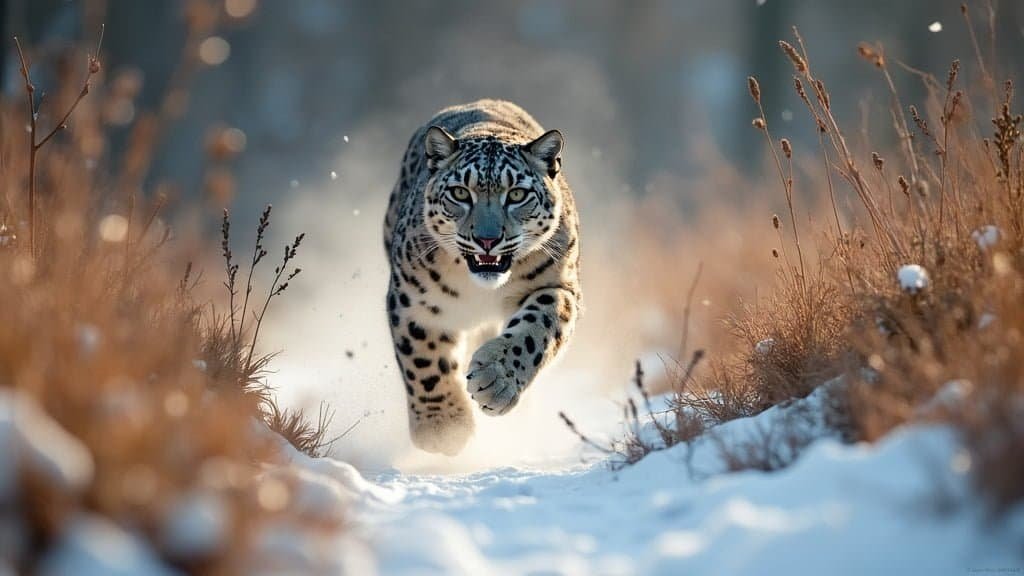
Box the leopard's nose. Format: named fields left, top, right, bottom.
left=474, top=235, right=501, bottom=251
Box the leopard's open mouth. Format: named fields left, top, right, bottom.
left=465, top=253, right=513, bottom=274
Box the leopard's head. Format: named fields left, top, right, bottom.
left=422, top=127, right=565, bottom=289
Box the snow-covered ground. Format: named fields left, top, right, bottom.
left=315, top=393, right=1021, bottom=575
left=5, top=367, right=1024, bottom=575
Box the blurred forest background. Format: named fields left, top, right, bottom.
left=4, top=0, right=1023, bottom=467
left=6, top=0, right=1021, bottom=209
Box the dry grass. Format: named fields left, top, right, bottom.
left=588, top=5, right=1024, bottom=511
left=0, top=6, right=340, bottom=572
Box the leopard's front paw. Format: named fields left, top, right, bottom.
left=466, top=339, right=523, bottom=416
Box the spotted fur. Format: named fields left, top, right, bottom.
left=383, top=100, right=581, bottom=455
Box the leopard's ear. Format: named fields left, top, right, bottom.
left=524, top=129, right=564, bottom=178
left=424, top=126, right=458, bottom=171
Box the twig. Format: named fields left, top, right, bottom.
left=677, top=262, right=703, bottom=358
left=12, top=26, right=103, bottom=257
left=961, top=3, right=996, bottom=106
left=239, top=206, right=272, bottom=340
left=789, top=28, right=906, bottom=262
left=221, top=209, right=240, bottom=346
left=558, top=411, right=614, bottom=454
left=750, top=75, right=807, bottom=291
left=245, top=232, right=304, bottom=371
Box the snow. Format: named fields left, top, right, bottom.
left=972, top=225, right=1001, bottom=250
left=339, top=417, right=1023, bottom=575
left=754, top=337, right=775, bottom=355
left=897, top=264, right=930, bottom=293
left=241, top=429, right=381, bottom=573
left=3, top=379, right=1022, bottom=575
left=38, top=514, right=179, bottom=576
left=0, top=388, right=94, bottom=501
left=159, top=489, right=229, bottom=559
left=978, top=312, right=997, bottom=329
left=75, top=323, right=102, bottom=356
left=3, top=359, right=1020, bottom=574
left=917, top=379, right=973, bottom=416
left=265, top=372, right=1019, bottom=576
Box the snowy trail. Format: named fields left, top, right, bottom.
left=313, top=396, right=1024, bottom=576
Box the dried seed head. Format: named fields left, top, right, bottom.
left=814, top=79, right=830, bottom=109
left=857, top=42, right=885, bottom=68
left=898, top=175, right=910, bottom=195
left=793, top=77, right=810, bottom=105
left=772, top=214, right=781, bottom=229
left=89, top=57, right=101, bottom=75
left=872, top=152, right=884, bottom=171
left=747, top=76, right=762, bottom=104
left=772, top=249, right=779, bottom=258
left=752, top=117, right=767, bottom=130
left=909, top=105, right=932, bottom=137
left=780, top=138, right=792, bottom=158
left=946, top=59, right=960, bottom=91
left=960, top=3, right=967, bottom=14
left=779, top=41, right=807, bottom=73
left=945, top=91, right=965, bottom=125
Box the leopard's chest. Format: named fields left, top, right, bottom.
left=420, top=257, right=511, bottom=333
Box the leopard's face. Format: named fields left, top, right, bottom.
left=422, top=128, right=564, bottom=289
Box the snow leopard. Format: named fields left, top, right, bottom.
left=383, top=99, right=581, bottom=455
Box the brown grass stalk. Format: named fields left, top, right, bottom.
left=12, top=27, right=103, bottom=257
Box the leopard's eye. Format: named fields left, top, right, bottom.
left=449, top=186, right=471, bottom=202
left=506, top=188, right=527, bottom=203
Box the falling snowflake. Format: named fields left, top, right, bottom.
left=928, top=21, right=943, bottom=33
left=343, top=135, right=350, bottom=143
left=289, top=179, right=300, bottom=189
left=330, top=171, right=338, bottom=181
